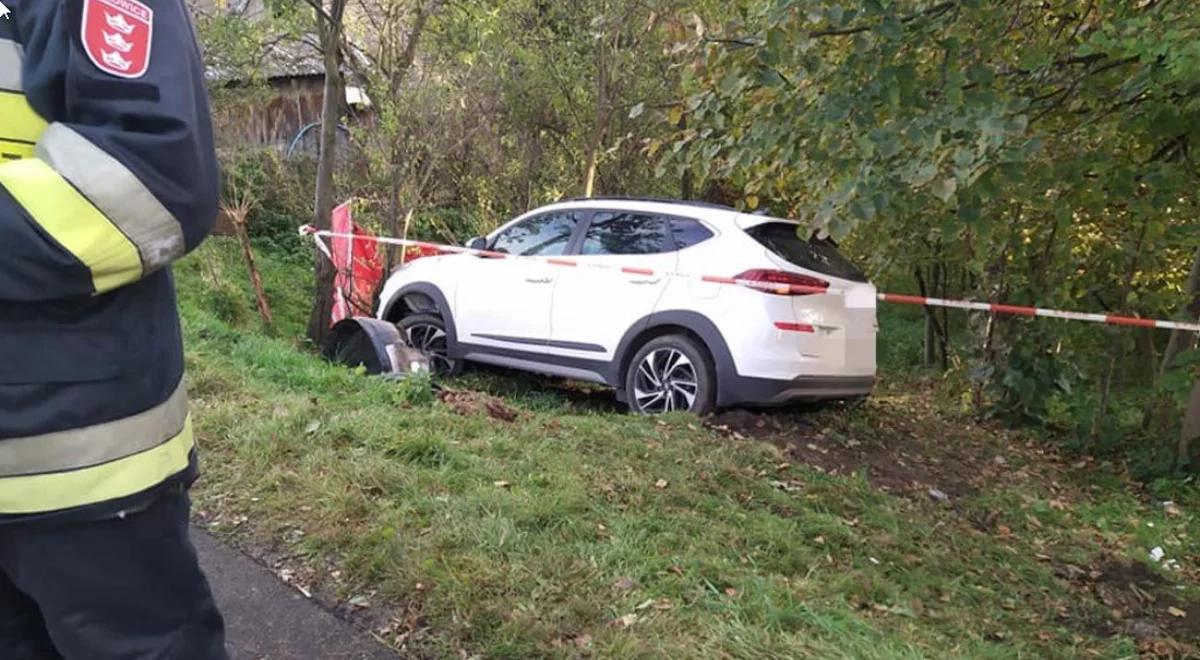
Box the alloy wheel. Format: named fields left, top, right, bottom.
left=632, top=348, right=699, bottom=413
left=404, top=322, right=456, bottom=376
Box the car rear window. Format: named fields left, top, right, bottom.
left=745, top=223, right=868, bottom=282
left=581, top=212, right=669, bottom=256
left=670, top=218, right=714, bottom=250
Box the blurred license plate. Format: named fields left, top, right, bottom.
left=846, top=285, right=876, bottom=309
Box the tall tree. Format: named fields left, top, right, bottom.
left=303, top=0, right=349, bottom=346
left=346, top=0, right=444, bottom=272
left=666, top=0, right=1200, bottom=439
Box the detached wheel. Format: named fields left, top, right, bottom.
left=398, top=313, right=461, bottom=377
left=625, top=335, right=715, bottom=415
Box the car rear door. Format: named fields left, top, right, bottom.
left=454, top=211, right=584, bottom=352
left=547, top=211, right=679, bottom=362
left=741, top=221, right=877, bottom=376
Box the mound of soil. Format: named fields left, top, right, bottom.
left=438, top=389, right=520, bottom=422
left=1056, top=558, right=1200, bottom=655
left=705, top=401, right=1038, bottom=500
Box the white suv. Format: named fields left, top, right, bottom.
left=377, top=198, right=877, bottom=414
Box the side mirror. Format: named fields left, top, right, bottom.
left=466, top=237, right=488, bottom=251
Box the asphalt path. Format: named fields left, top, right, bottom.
left=192, top=529, right=397, bottom=660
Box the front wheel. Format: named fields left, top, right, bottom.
left=624, top=335, right=716, bottom=415
left=398, top=313, right=462, bottom=377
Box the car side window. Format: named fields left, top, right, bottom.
left=580, top=212, right=668, bottom=256
left=491, top=212, right=581, bottom=256
left=670, top=218, right=714, bottom=250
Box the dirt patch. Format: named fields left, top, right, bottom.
left=1055, top=558, right=1200, bottom=654
left=438, top=389, right=520, bottom=422
left=706, top=397, right=1071, bottom=501
left=708, top=409, right=973, bottom=499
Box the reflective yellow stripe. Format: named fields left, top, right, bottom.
left=0, top=379, right=189, bottom=477
left=0, top=91, right=46, bottom=143
left=0, top=158, right=143, bottom=293
left=39, top=124, right=186, bottom=272
left=0, top=139, right=34, bottom=160
left=0, top=417, right=194, bottom=514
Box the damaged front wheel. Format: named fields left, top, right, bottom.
left=398, top=313, right=461, bottom=377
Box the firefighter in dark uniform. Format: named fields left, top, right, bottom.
left=0, top=0, right=228, bottom=657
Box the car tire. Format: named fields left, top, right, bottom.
left=624, top=334, right=716, bottom=416
left=398, top=313, right=462, bottom=377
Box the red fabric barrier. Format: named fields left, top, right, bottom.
left=329, top=201, right=384, bottom=325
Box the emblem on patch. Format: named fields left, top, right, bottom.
left=81, top=0, right=153, bottom=79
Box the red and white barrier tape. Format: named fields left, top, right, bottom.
left=299, top=225, right=1200, bottom=334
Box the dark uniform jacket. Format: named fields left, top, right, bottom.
left=0, top=0, right=218, bottom=519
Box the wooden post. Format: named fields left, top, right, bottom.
left=224, top=197, right=273, bottom=329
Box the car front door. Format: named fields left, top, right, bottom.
left=548, top=211, right=679, bottom=362
left=454, top=210, right=583, bottom=353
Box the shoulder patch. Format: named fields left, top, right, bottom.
left=81, top=0, right=153, bottom=79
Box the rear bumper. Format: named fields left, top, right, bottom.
left=722, top=374, right=876, bottom=407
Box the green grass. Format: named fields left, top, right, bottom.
left=177, top=238, right=1200, bottom=659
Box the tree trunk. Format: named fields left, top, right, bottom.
left=582, top=15, right=612, bottom=198
left=582, top=110, right=606, bottom=198
left=1180, top=378, right=1200, bottom=468
left=1160, top=244, right=1200, bottom=378
left=305, top=0, right=348, bottom=347
left=678, top=113, right=693, bottom=199
left=915, top=266, right=932, bottom=366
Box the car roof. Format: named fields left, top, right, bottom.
left=514, top=197, right=800, bottom=229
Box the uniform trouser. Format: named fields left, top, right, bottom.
left=0, top=487, right=229, bottom=660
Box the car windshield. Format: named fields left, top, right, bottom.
left=745, top=223, right=868, bottom=283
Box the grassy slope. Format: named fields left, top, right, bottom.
left=178, top=238, right=1199, bottom=659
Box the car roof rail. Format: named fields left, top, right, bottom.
left=555, top=196, right=740, bottom=212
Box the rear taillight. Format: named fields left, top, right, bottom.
left=734, top=270, right=829, bottom=296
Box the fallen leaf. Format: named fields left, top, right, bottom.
left=610, top=613, right=639, bottom=628
left=348, top=595, right=371, bottom=609
left=654, top=479, right=668, bottom=489
left=612, top=577, right=637, bottom=591
left=635, top=599, right=656, bottom=611
left=1168, top=606, right=1187, bottom=618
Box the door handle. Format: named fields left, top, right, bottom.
left=629, top=279, right=661, bottom=285
left=525, top=277, right=553, bottom=284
